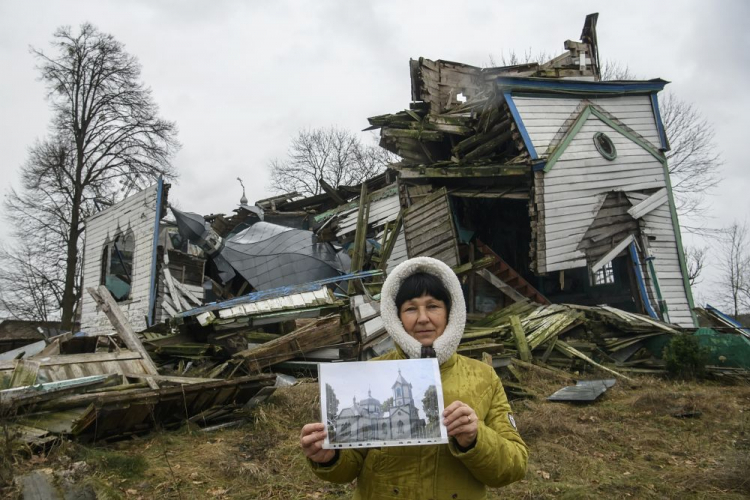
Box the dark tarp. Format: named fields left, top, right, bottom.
left=221, top=222, right=347, bottom=291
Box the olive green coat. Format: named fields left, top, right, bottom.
left=310, top=349, right=528, bottom=499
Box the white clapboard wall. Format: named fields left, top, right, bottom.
left=625, top=191, right=693, bottom=326
left=514, top=95, right=662, bottom=155
left=79, top=185, right=160, bottom=336
left=335, top=187, right=408, bottom=274
left=531, top=102, right=693, bottom=327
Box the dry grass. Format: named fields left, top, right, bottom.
left=4, top=372, right=749, bottom=499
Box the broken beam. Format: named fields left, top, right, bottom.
left=510, top=315, right=532, bottom=362
left=397, top=165, right=527, bottom=179
left=87, top=286, right=161, bottom=388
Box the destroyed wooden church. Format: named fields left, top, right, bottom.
left=5, top=14, right=746, bottom=446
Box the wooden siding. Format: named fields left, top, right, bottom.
left=335, top=189, right=407, bottom=274
left=80, top=185, right=160, bottom=336
left=335, top=191, right=401, bottom=239
left=627, top=192, right=693, bottom=326
left=386, top=228, right=408, bottom=274
left=403, top=188, right=459, bottom=267
left=514, top=95, right=662, bottom=155
left=536, top=113, right=693, bottom=327
left=0, top=351, right=152, bottom=382
left=577, top=191, right=639, bottom=266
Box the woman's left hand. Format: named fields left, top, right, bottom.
left=443, top=400, right=478, bottom=449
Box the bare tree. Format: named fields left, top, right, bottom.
left=684, top=245, right=708, bottom=287
left=660, top=93, right=723, bottom=220
left=491, top=53, right=723, bottom=226
left=599, top=60, right=723, bottom=223
left=599, top=60, right=635, bottom=80
left=715, top=221, right=750, bottom=316
left=268, top=127, right=394, bottom=198
left=487, top=49, right=551, bottom=68
left=0, top=238, right=65, bottom=322
left=1, top=23, right=179, bottom=328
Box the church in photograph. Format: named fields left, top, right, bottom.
left=332, top=370, right=430, bottom=443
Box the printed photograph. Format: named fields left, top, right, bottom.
left=319, top=358, right=448, bottom=449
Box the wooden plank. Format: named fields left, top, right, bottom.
left=410, top=237, right=457, bottom=261
left=123, top=373, right=221, bottom=384
left=591, top=234, right=635, bottom=272
left=9, top=360, right=40, bottom=388
left=398, top=165, right=527, bottom=179
left=510, top=315, right=531, bottom=362
left=354, top=302, right=380, bottom=323
left=162, top=300, right=178, bottom=318
left=86, top=286, right=160, bottom=388
left=163, top=254, right=187, bottom=311
left=476, top=269, right=527, bottom=303
left=628, top=188, right=668, bottom=219
left=361, top=316, right=386, bottom=340
left=173, top=280, right=203, bottom=306
left=235, top=316, right=355, bottom=372
left=555, top=340, right=634, bottom=382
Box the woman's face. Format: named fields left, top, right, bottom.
left=398, top=293, right=448, bottom=347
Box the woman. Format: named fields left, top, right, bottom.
left=300, top=256, right=528, bottom=499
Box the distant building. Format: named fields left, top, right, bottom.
left=333, top=369, right=427, bottom=443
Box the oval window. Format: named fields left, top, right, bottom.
left=593, top=132, right=617, bottom=160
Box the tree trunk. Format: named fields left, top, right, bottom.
left=60, top=174, right=83, bottom=330
left=60, top=208, right=80, bottom=330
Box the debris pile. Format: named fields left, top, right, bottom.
left=4, top=13, right=750, bottom=452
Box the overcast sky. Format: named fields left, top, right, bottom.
left=1, top=0, right=748, bottom=306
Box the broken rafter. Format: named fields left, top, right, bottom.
left=86, top=286, right=160, bottom=388
left=397, top=164, right=527, bottom=179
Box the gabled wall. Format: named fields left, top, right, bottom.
left=514, top=95, right=663, bottom=154
left=528, top=98, right=694, bottom=326
left=80, top=184, right=161, bottom=335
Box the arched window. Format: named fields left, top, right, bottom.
left=397, top=420, right=404, bottom=433
left=382, top=423, right=387, bottom=433
left=396, top=388, right=401, bottom=397
left=100, top=230, right=135, bottom=302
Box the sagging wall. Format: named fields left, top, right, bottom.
left=80, top=184, right=161, bottom=335
left=522, top=95, right=694, bottom=327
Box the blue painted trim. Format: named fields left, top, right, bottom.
left=496, top=77, right=668, bottom=95
left=650, top=93, right=669, bottom=151
left=532, top=161, right=546, bottom=172
left=629, top=242, right=658, bottom=319
left=175, top=269, right=384, bottom=319
left=147, top=178, right=164, bottom=327
left=706, top=304, right=750, bottom=336
left=503, top=92, right=538, bottom=160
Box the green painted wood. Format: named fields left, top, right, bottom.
left=398, top=165, right=527, bottom=179
left=543, top=104, right=665, bottom=173
left=510, top=315, right=532, bottom=362
left=659, top=158, right=698, bottom=326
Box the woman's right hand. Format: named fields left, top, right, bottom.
left=300, top=423, right=336, bottom=464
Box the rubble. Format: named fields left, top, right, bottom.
left=2, top=13, right=748, bottom=451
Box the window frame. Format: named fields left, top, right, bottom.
left=593, top=132, right=617, bottom=161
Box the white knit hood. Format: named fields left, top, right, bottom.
left=380, top=257, right=466, bottom=365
